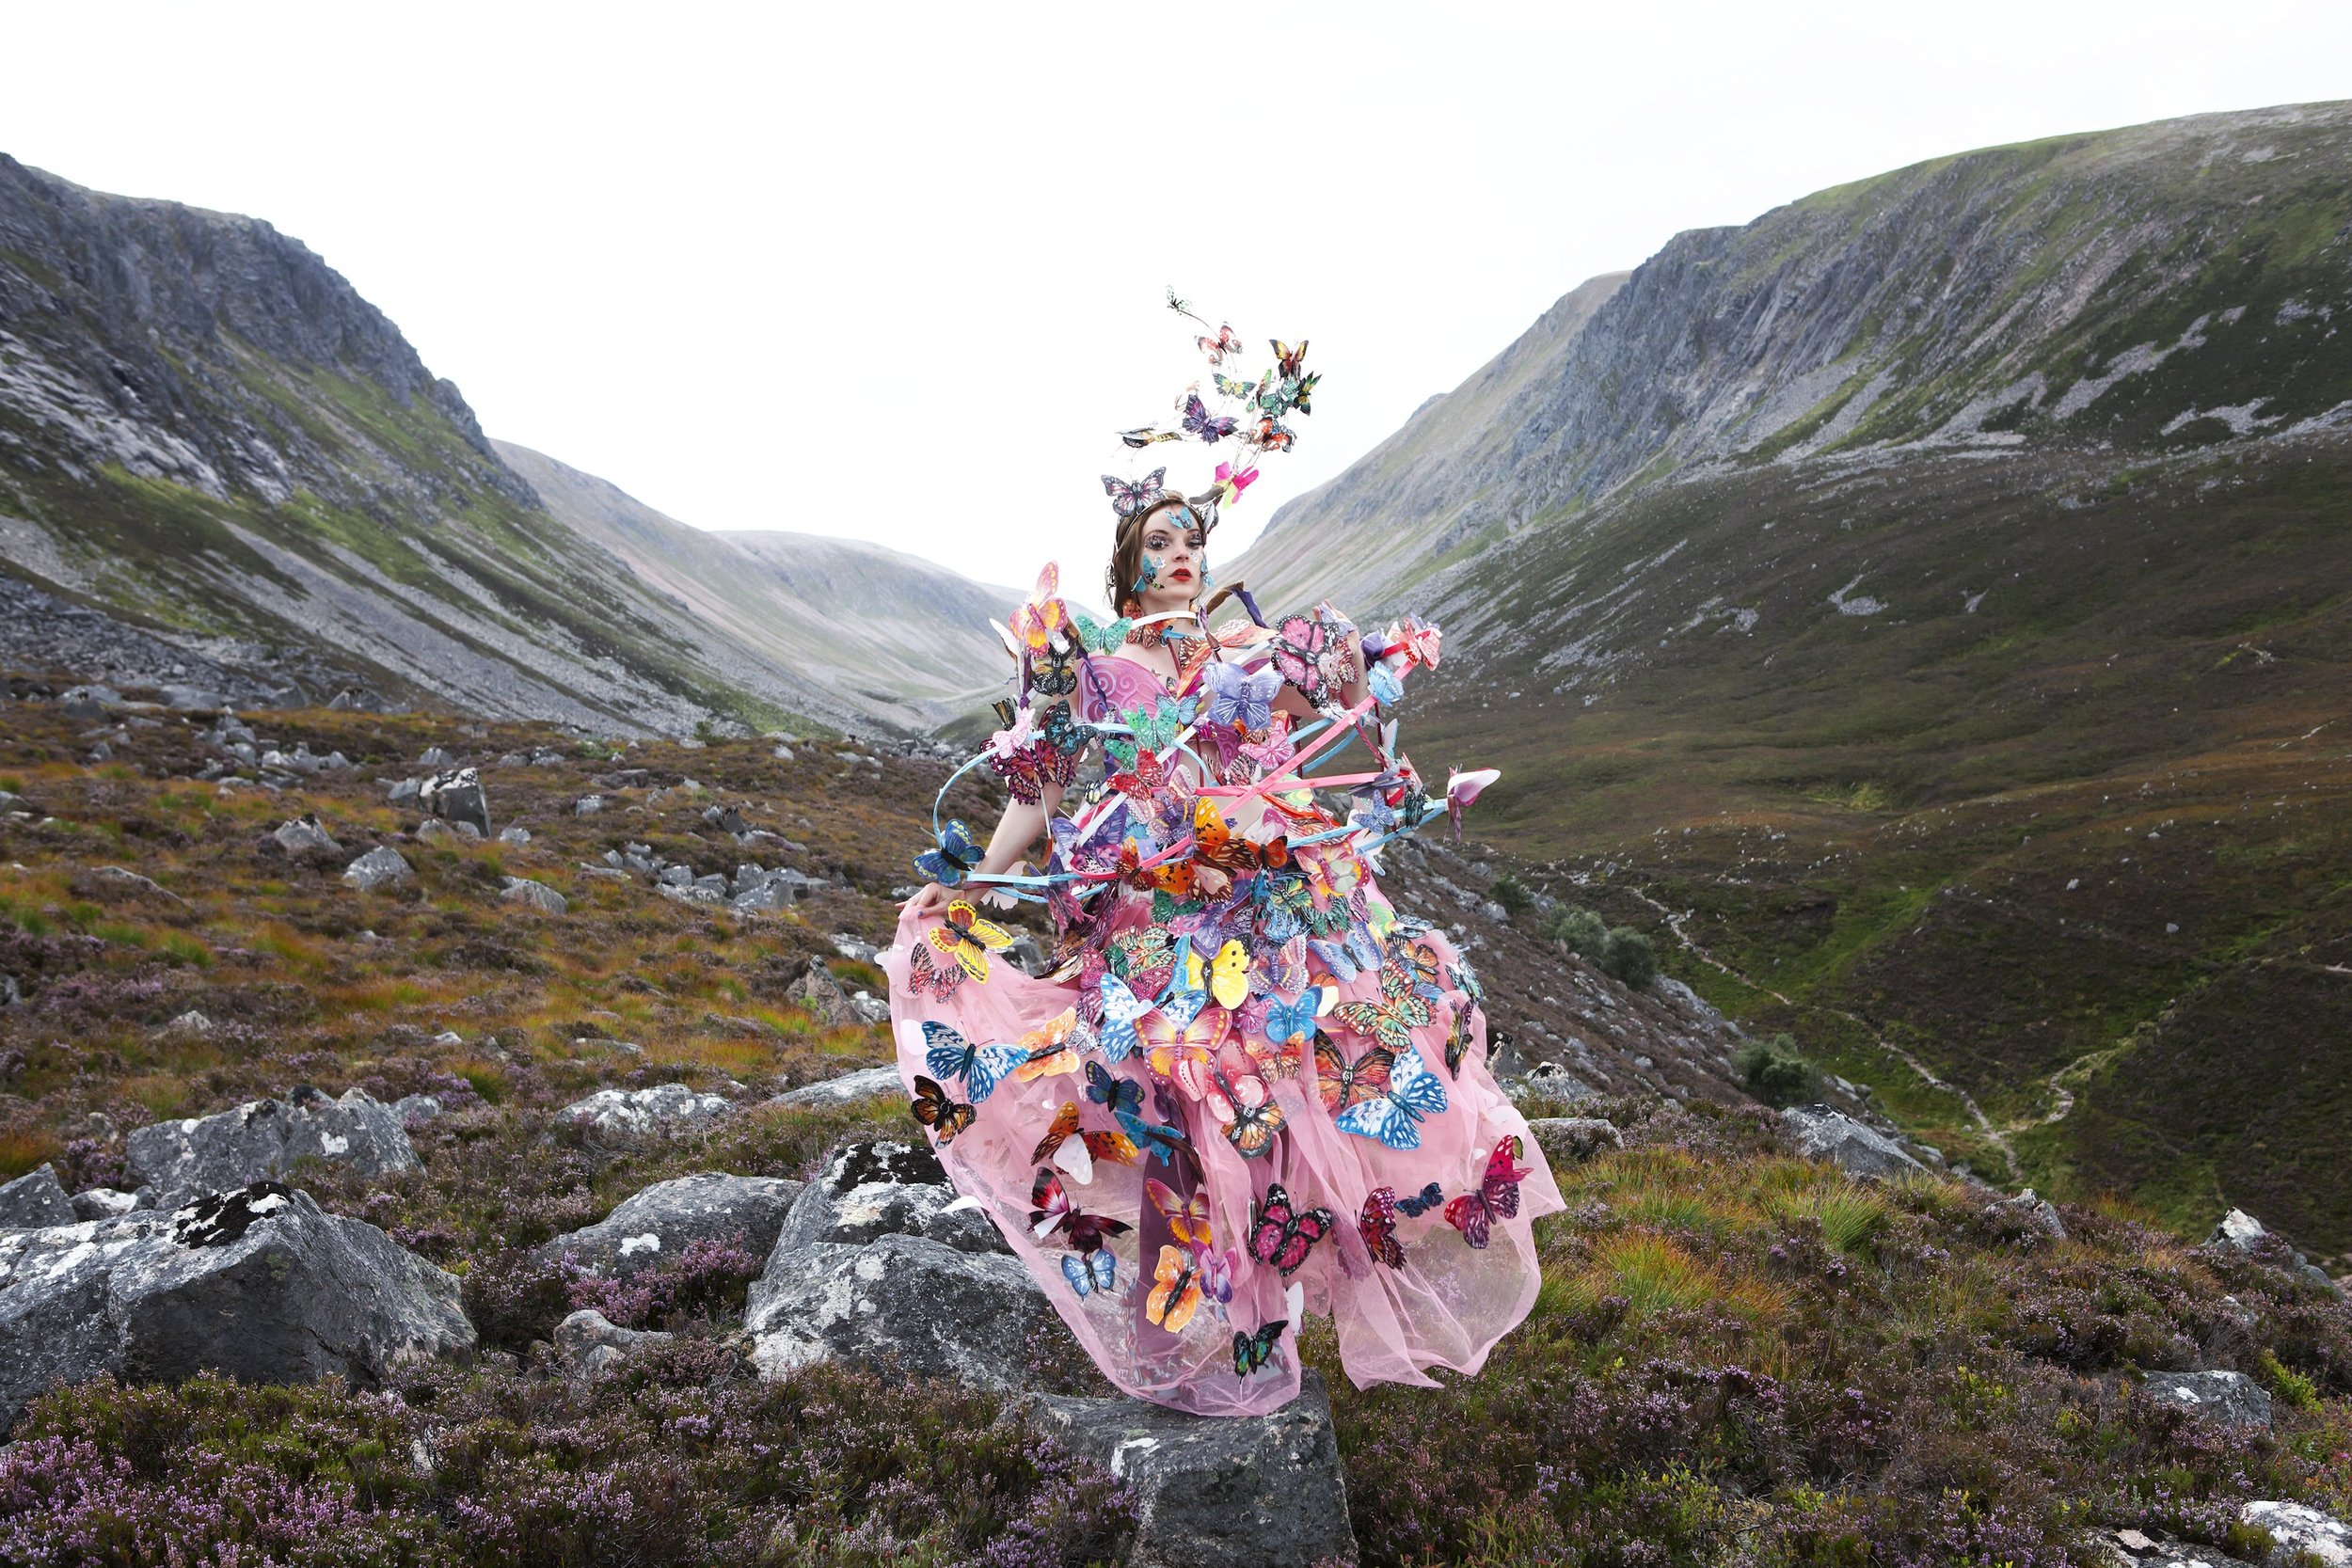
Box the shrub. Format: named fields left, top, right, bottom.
left=1599, top=926, right=1658, bottom=990
left=1491, top=874, right=1533, bottom=915
left=1739, top=1033, right=1820, bottom=1107
left=1545, top=903, right=1608, bottom=955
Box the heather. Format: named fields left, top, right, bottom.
left=1318, top=1096, right=2352, bottom=1566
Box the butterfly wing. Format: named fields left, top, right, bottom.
left=909, top=1075, right=974, bottom=1145
left=1481, top=1135, right=1531, bottom=1222
left=1097, top=974, right=1154, bottom=1063
left=1146, top=1243, right=1203, bottom=1333
left=1359, top=1186, right=1406, bottom=1270
left=1444, top=1190, right=1492, bottom=1250
left=1395, top=1180, right=1446, bottom=1218
left=1210, top=940, right=1250, bottom=1008
left=963, top=1042, right=1029, bottom=1104
left=922, top=1022, right=977, bottom=1084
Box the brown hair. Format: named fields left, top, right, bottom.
left=1104, top=496, right=1206, bottom=615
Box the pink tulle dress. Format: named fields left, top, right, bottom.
left=883, top=592, right=1561, bottom=1416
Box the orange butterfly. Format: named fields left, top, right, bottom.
left=1206, top=1069, right=1286, bottom=1159
left=1191, top=799, right=1289, bottom=876
left=1030, top=1099, right=1141, bottom=1183
left=1146, top=1176, right=1215, bottom=1250
left=1138, top=1003, right=1229, bottom=1101
left=1146, top=1243, right=1204, bottom=1334
left=1116, top=839, right=1195, bottom=900
left=1012, top=1007, right=1087, bottom=1084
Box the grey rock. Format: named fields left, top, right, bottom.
left=0, top=1164, right=75, bottom=1229
left=126, top=1086, right=420, bottom=1211
left=2206, top=1208, right=2342, bottom=1295
left=70, top=1187, right=141, bottom=1222
left=162, top=1009, right=215, bottom=1038
left=418, top=767, right=490, bottom=836
left=1528, top=1117, right=1622, bottom=1164
left=1506, top=1060, right=1597, bottom=1103
left=92, top=864, right=179, bottom=901
left=552, top=1308, right=673, bottom=1377
left=746, top=1231, right=1055, bottom=1391
left=2140, top=1370, right=2271, bottom=1432
left=768, top=1141, right=1008, bottom=1259
left=1481, top=899, right=1511, bottom=924
left=498, top=826, right=531, bottom=844
left=536, top=1172, right=803, bottom=1278
left=786, top=959, right=860, bottom=1027
left=1994, top=1188, right=2069, bottom=1240
left=416, top=818, right=478, bottom=846
left=0, top=1182, right=472, bottom=1429
left=158, top=684, right=226, bottom=711
left=386, top=777, right=422, bottom=803
left=343, top=846, right=414, bottom=890
left=417, top=747, right=453, bottom=768
left=390, top=1094, right=444, bottom=1126
left=770, top=1066, right=905, bottom=1108
left=1782, top=1104, right=1926, bottom=1180
left=272, top=814, right=342, bottom=856
left=702, top=804, right=749, bottom=835
left=1020, top=1370, right=1357, bottom=1568
left=2240, top=1500, right=2352, bottom=1566
left=829, top=933, right=881, bottom=964
left=500, top=876, right=566, bottom=915
left=558, top=1083, right=732, bottom=1136
left=574, top=794, right=606, bottom=816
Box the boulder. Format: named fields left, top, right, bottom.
left=416, top=818, right=477, bottom=846
left=418, top=767, right=491, bottom=836
left=574, top=795, right=606, bottom=816
left=126, top=1086, right=420, bottom=1211
left=2140, top=1370, right=2271, bottom=1433
left=498, top=826, right=532, bottom=845
left=1994, top=1188, right=2069, bottom=1241
left=745, top=1140, right=1056, bottom=1391
left=390, top=1094, right=444, bottom=1127
left=0, top=1164, right=75, bottom=1229
left=1781, top=1104, right=1926, bottom=1180
left=500, top=876, right=567, bottom=914
left=786, top=959, right=860, bottom=1027
left=552, top=1307, right=673, bottom=1378
left=70, top=1187, right=141, bottom=1223
left=2240, top=1501, right=2351, bottom=1566
left=386, top=777, right=422, bottom=803
left=1507, top=1060, right=1597, bottom=1104
left=771, top=1065, right=904, bottom=1108
left=343, top=846, right=415, bottom=890
left=272, top=814, right=342, bottom=857
left=535, top=1172, right=803, bottom=1278
left=1527, top=1117, right=1621, bottom=1164
left=2205, top=1208, right=2342, bottom=1295
left=1019, top=1370, right=1358, bottom=1568
left=0, top=1182, right=472, bottom=1428
left=558, top=1083, right=733, bottom=1136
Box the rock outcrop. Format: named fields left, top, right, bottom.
left=536, top=1172, right=802, bottom=1278
left=126, top=1086, right=419, bottom=1210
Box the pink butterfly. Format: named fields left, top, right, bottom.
left=1248, top=1181, right=1333, bottom=1276
left=1445, top=1135, right=1534, bottom=1250
left=1236, top=714, right=1297, bottom=776
left=1270, top=615, right=1333, bottom=705
left=1216, top=460, right=1258, bottom=499
left=1139, top=1003, right=1231, bottom=1101
left=1445, top=768, right=1501, bottom=839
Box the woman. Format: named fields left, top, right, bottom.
left=885, top=445, right=1557, bottom=1419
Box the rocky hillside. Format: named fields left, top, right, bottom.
left=1232, top=103, right=2352, bottom=1264
left=0, top=689, right=2347, bottom=1565
left=0, top=155, right=1006, bottom=737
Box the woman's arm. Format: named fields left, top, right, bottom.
left=903, top=768, right=1067, bottom=919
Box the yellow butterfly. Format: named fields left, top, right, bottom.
left=1210, top=940, right=1250, bottom=1009
left=1013, top=1007, right=1088, bottom=1084
left=1146, top=1243, right=1204, bottom=1334
left=927, top=899, right=1015, bottom=983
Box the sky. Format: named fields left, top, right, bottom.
left=6, top=4, right=2350, bottom=592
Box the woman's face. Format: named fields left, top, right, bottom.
left=1136, top=505, right=1206, bottom=614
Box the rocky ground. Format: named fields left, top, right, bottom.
left=0, top=681, right=2346, bottom=1566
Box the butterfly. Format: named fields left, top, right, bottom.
left=1443, top=1005, right=1471, bottom=1078
left=1038, top=704, right=1097, bottom=760
left=914, top=819, right=985, bottom=887
left=1233, top=1318, right=1287, bottom=1376
left=1139, top=1003, right=1229, bottom=1101
left=1206, top=1069, right=1286, bottom=1158
left=1248, top=1182, right=1333, bottom=1276
left=1209, top=940, right=1251, bottom=1008
left=1108, top=927, right=1180, bottom=999
left=1090, top=1063, right=1193, bottom=1170
left=1359, top=1186, right=1406, bottom=1270
left=1109, top=750, right=1169, bottom=801
left=1071, top=610, right=1135, bottom=656
left=1271, top=339, right=1309, bottom=378
left=1213, top=458, right=1259, bottom=499
left=1255, top=873, right=1315, bottom=945
left=1260, top=987, right=1327, bottom=1055
left=987, top=742, right=1049, bottom=805
left=1030, top=1099, right=1140, bottom=1183
left=1195, top=1244, right=1240, bottom=1307
left=1446, top=1136, right=1534, bottom=1250
left=1104, top=467, right=1169, bottom=517
left=1118, top=427, right=1184, bottom=449
left=1195, top=324, right=1242, bottom=364
left=1290, top=371, right=1320, bottom=417
left=1028, top=640, right=1079, bottom=698
left=1314, top=1033, right=1394, bottom=1117
left=927, top=900, right=1016, bottom=982
left=1062, top=1249, right=1118, bottom=1297
left=906, top=943, right=966, bottom=1002
left=1308, top=927, right=1382, bottom=982
left=908, top=1075, right=975, bottom=1145
left=922, top=1022, right=1026, bottom=1103
left=1332, top=957, right=1439, bottom=1053
left=1096, top=973, right=1158, bottom=1063
left=1031, top=1168, right=1134, bottom=1252
left=1269, top=615, right=1334, bottom=705
left=1013, top=1008, right=1088, bottom=1084
left=1145, top=1176, right=1214, bottom=1249
left=1191, top=799, right=1289, bottom=876
left=1085, top=1059, right=1143, bottom=1119
left=1367, top=662, right=1405, bottom=706
left=1446, top=768, right=1502, bottom=838
left=1180, top=392, right=1237, bottom=444
left=1213, top=371, right=1263, bottom=403
left=1397, top=1180, right=1446, bottom=1218
left=1332, top=1040, right=1450, bottom=1151
left=1247, top=417, right=1297, bottom=453
left=1146, top=1243, right=1204, bottom=1334
left=1236, top=717, right=1297, bottom=777
left=1124, top=699, right=1185, bottom=754
left=1200, top=662, right=1282, bottom=735
left=1399, top=942, right=1449, bottom=1006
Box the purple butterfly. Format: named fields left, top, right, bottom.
left=1104, top=468, right=1168, bottom=517
left=1200, top=661, right=1282, bottom=734
left=1181, top=393, right=1237, bottom=445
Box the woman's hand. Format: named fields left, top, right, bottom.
left=903, top=881, right=954, bottom=921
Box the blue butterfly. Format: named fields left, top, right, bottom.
left=1333, top=1042, right=1451, bottom=1150
left=1200, top=662, right=1281, bottom=733
left=1086, top=1059, right=1143, bottom=1117
left=1157, top=935, right=1208, bottom=1026
left=1255, top=872, right=1313, bottom=944
left=1260, top=987, right=1326, bottom=1049
left=914, top=819, right=984, bottom=885
left=1367, top=662, right=1405, bottom=706
left=924, top=1022, right=1026, bottom=1104
left=1098, top=974, right=1157, bottom=1063
left=1062, top=1249, right=1118, bottom=1296
left=1309, top=924, right=1383, bottom=982
left=1395, top=1180, right=1446, bottom=1217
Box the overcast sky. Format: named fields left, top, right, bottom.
left=7, top=5, right=2348, bottom=590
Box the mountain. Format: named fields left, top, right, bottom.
left=1236, top=102, right=2352, bottom=1259
left=0, top=154, right=1007, bottom=736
